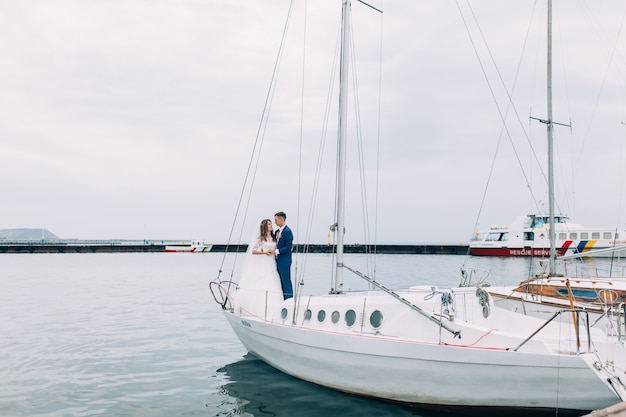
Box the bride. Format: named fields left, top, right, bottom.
left=233, top=219, right=285, bottom=318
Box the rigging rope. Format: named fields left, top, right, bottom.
left=216, top=0, right=296, bottom=281
left=455, top=0, right=585, bottom=269
left=294, top=0, right=309, bottom=315
left=456, top=0, right=546, bottom=264
left=215, top=1, right=385, bottom=305
left=297, top=17, right=341, bottom=293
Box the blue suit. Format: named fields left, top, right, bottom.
left=275, top=225, right=293, bottom=300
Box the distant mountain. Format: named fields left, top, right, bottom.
left=0, top=228, right=59, bottom=239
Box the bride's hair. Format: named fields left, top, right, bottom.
left=259, top=219, right=274, bottom=240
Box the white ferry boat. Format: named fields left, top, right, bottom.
left=470, top=213, right=626, bottom=257
left=165, top=240, right=212, bottom=253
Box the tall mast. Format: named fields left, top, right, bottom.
left=547, top=0, right=556, bottom=274
left=335, top=0, right=350, bottom=293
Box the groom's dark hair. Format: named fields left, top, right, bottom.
left=275, top=211, right=286, bottom=219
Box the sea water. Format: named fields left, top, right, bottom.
left=0, top=252, right=620, bottom=416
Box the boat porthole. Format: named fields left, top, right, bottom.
left=317, top=310, right=326, bottom=322
left=370, top=310, right=383, bottom=329
left=281, top=308, right=288, bottom=320
left=331, top=311, right=340, bottom=323
left=345, top=309, right=356, bottom=327
left=482, top=305, right=490, bottom=318
left=304, top=309, right=312, bottom=321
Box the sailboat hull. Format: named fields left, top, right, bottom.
left=222, top=287, right=623, bottom=412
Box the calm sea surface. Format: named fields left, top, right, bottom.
left=0, top=252, right=620, bottom=417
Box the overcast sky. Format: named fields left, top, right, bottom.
left=1, top=0, right=625, bottom=244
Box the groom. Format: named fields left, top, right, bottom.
left=273, top=211, right=293, bottom=300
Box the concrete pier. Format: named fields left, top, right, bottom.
left=0, top=244, right=166, bottom=254
left=0, top=240, right=469, bottom=255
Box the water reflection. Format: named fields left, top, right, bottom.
left=217, top=354, right=474, bottom=417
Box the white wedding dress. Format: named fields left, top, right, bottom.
left=233, top=237, right=284, bottom=318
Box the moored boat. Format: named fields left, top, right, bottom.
left=165, top=240, right=211, bottom=253
left=470, top=271, right=626, bottom=338
left=470, top=214, right=626, bottom=258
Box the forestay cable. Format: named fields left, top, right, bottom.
left=216, top=1, right=297, bottom=281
